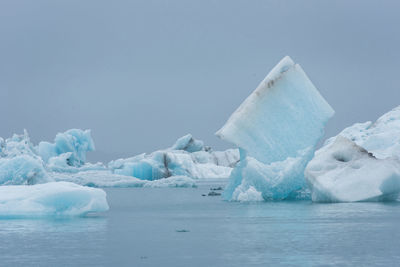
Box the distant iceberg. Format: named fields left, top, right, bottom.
left=306, top=106, right=400, bottom=202
left=38, top=129, right=95, bottom=167
left=0, top=130, right=50, bottom=185
left=0, top=130, right=238, bottom=187
left=0, top=182, right=108, bottom=217
left=108, top=134, right=239, bottom=180
left=51, top=171, right=197, bottom=188
left=217, top=56, right=334, bottom=201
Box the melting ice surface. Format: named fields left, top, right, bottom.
left=217, top=56, right=334, bottom=201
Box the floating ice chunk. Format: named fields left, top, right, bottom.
left=305, top=136, right=400, bottom=202
left=235, top=186, right=264, bottom=202
left=216, top=56, right=334, bottom=164
left=51, top=171, right=196, bottom=188
left=38, top=129, right=95, bottom=167
left=143, top=176, right=196, bottom=188
left=51, top=170, right=146, bottom=187
left=0, top=182, right=109, bottom=217
left=325, top=106, right=400, bottom=159
left=224, top=148, right=313, bottom=201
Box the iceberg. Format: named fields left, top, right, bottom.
left=142, top=176, right=197, bottom=188
left=108, top=135, right=239, bottom=180
left=217, top=56, right=334, bottom=201
left=306, top=106, right=400, bottom=202
left=0, top=130, right=50, bottom=185
left=216, top=56, right=334, bottom=164
left=0, top=155, right=49, bottom=185
left=305, top=136, right=400, bottom=202
left=0, top=130, right=238, bottom=186
left=51, top=171, right=196, bottom=188
left=0, top=182, right=109, bottom=217
left=171, top=134, right=207, bottom=152
left=38, top=129, right=95, bottom=167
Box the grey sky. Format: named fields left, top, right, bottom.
left=1, top=0, right=399, bottom=162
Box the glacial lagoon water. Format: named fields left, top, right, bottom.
left=0, top=179, right=400, bottom=266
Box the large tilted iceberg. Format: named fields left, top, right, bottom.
left=0, top=182, right=109, bottom=217
left=306, top=106, right=400, bottom=202
left=217, top=56, right=335, bottom=201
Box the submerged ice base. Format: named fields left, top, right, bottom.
left=224, top=148, right=313, bottom=201
left=217, top=56, right=334, bottom=201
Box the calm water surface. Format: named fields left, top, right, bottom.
left=0, top=180, right=399, bottom=266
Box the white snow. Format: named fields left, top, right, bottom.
left=305, top=136, right=400, bottom=202
left=324, top=105, right=400, bottom=159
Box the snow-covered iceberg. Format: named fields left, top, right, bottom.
left=0, top=182, right=109, bottom=217
left=305, top=136, right=400, bottom=202
left=217, top=56, right=334, bottom=201
left=324, top=106, right=400, bottom=159
left=306, top=106, right=400, bottom=202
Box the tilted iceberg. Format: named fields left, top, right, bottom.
left=217, top=56, right=334, bottom=201
left=305, top=136, right=400, bottom=202
left=0, top=182, right=109, bottom=217
left=306, top=106, right=400, bottom=202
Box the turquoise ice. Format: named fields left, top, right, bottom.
left=217, top=56, right=334, bottom=201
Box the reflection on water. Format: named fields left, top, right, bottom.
left=0, top=182, right=400, bottom=266
left=0, top=215, right=107, bottom=235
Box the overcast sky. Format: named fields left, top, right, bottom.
left=1, top=0, right=400, bottom=162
